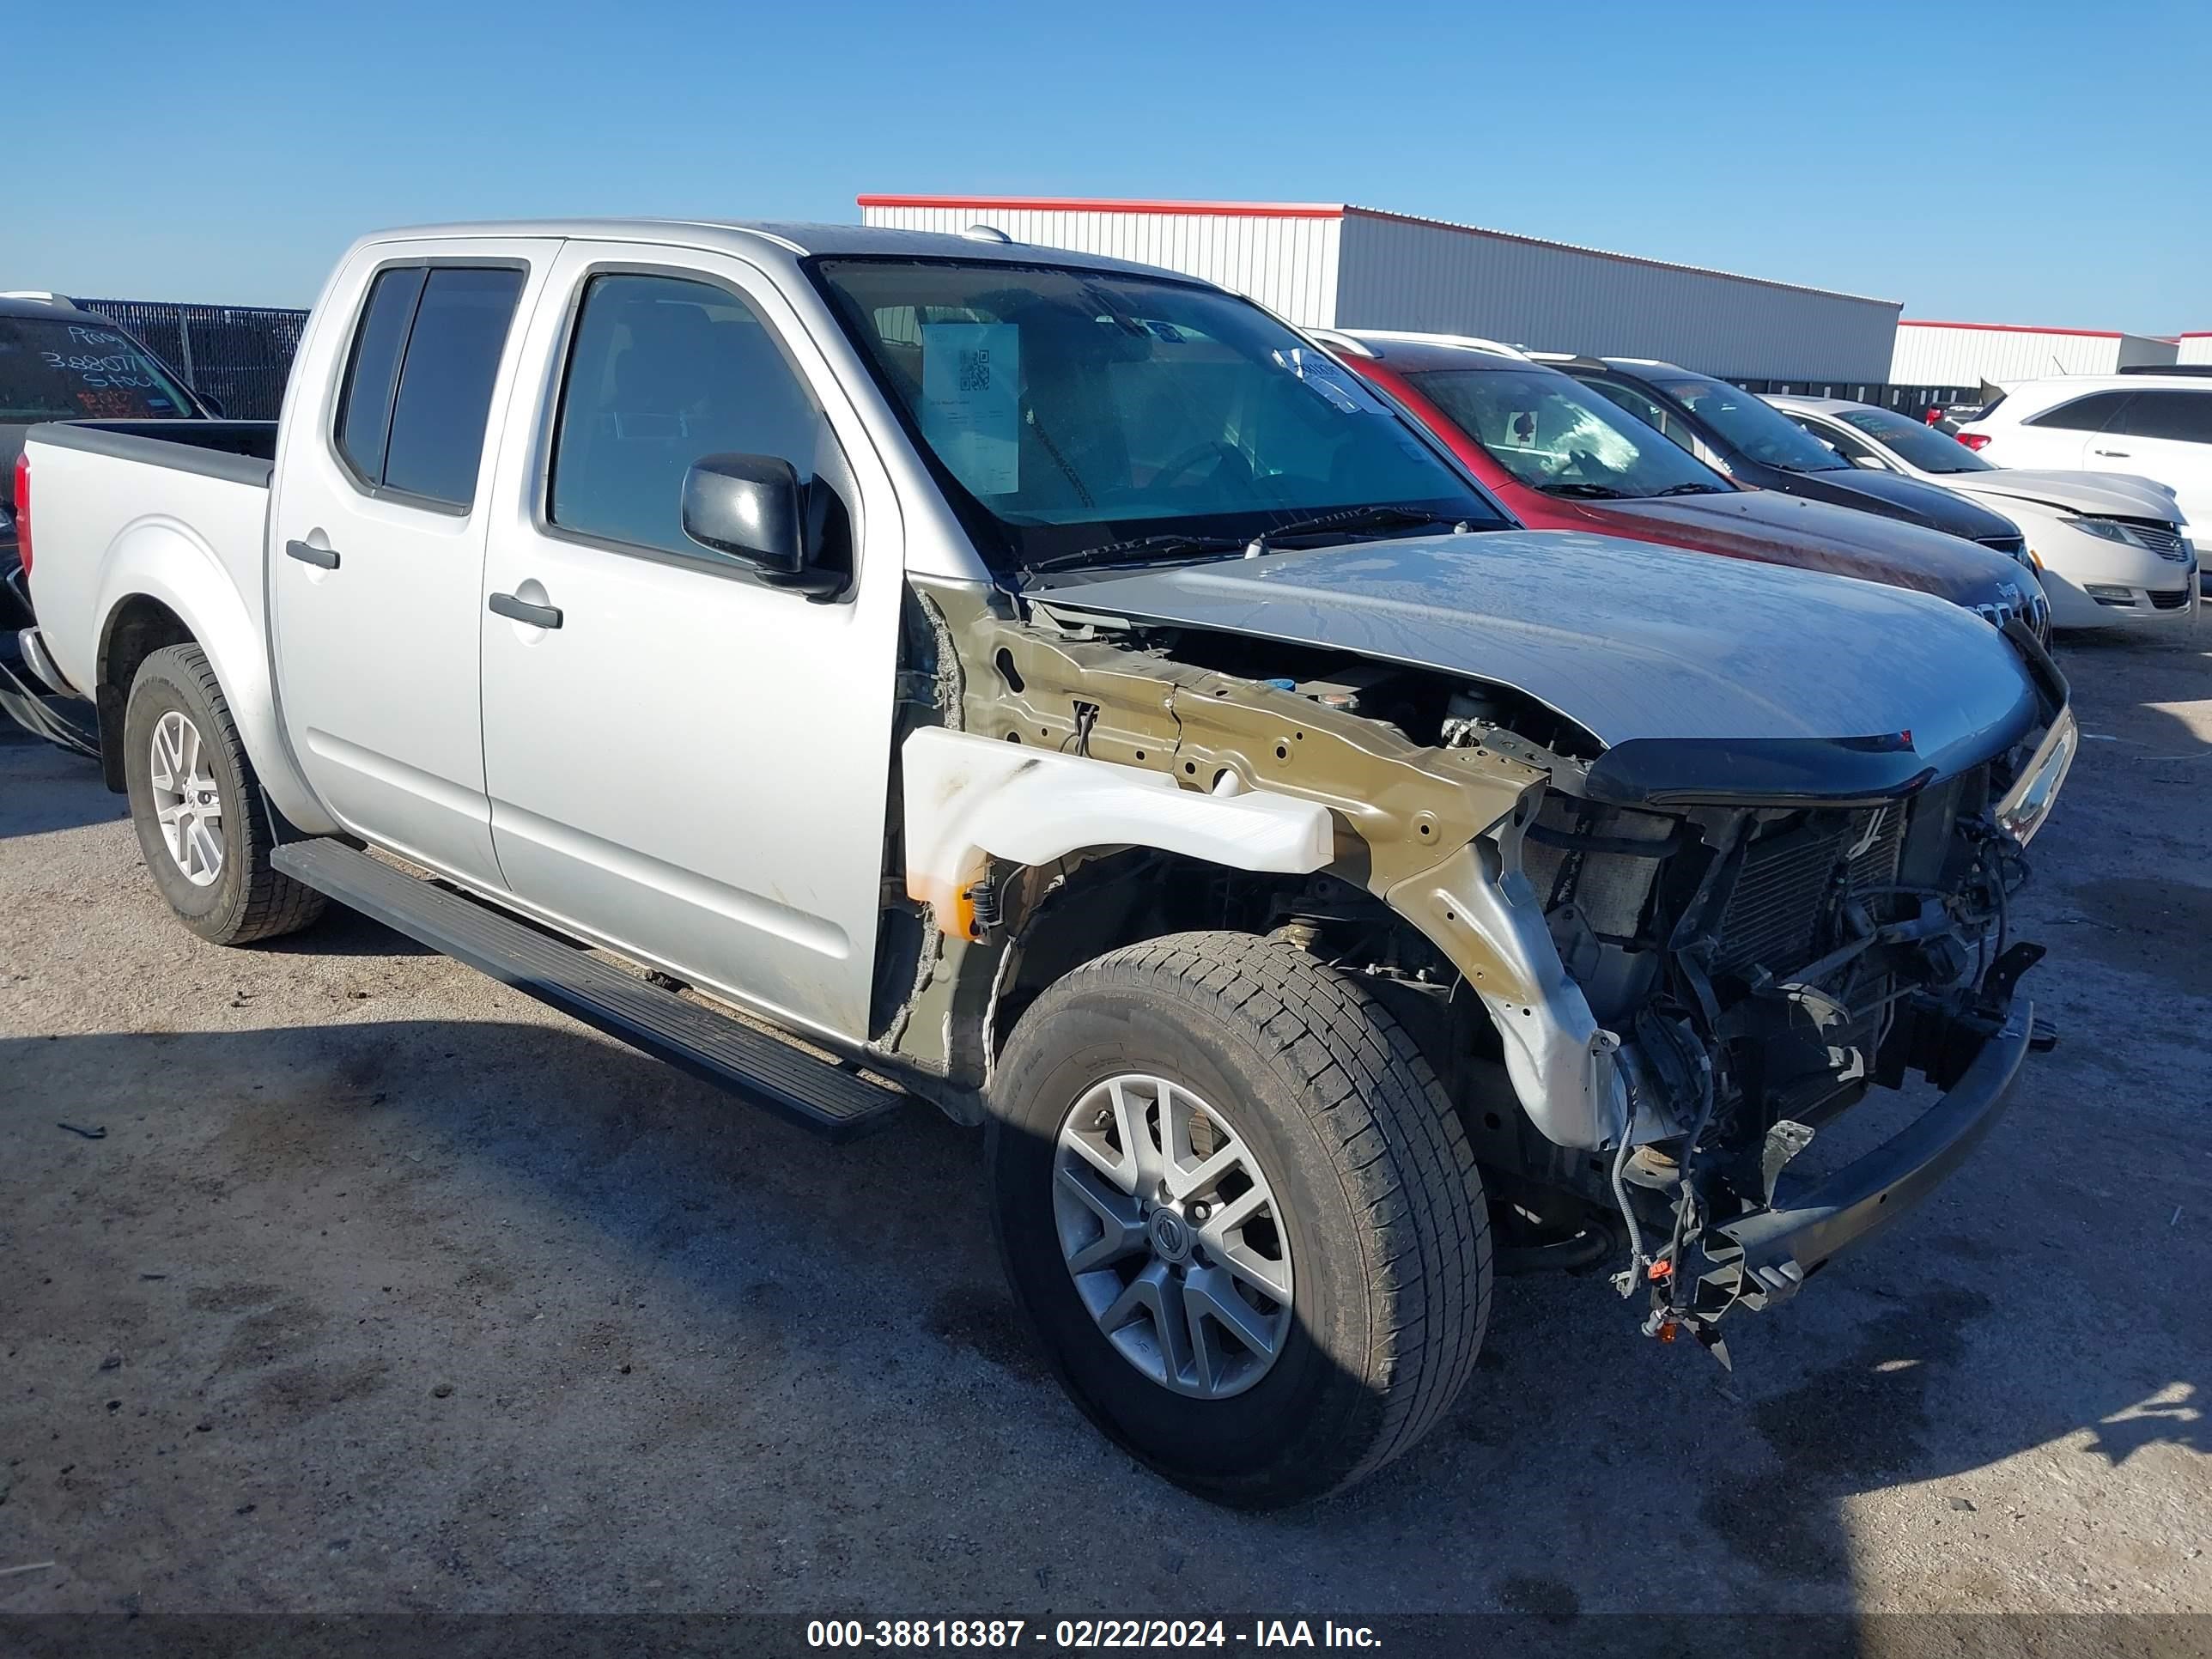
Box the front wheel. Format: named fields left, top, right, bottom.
left=988, top=932, right=1492, bottom=1508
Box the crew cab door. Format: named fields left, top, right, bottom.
left=475, top=241, right=905, bottom=1043
left=270, top=238, right=560, bottom=887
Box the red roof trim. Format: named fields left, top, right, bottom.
left=855, top=193, right=1345, bottom=220
left=1899, top=319, right=2127, bottom=339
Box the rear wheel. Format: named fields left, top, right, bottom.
left=988, top=931, right=1491, bottom=1508
left=122, top=644, right=324, bottom=945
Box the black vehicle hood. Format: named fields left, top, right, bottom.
left=1777, top=465, right=2022, bottom=543
left=1051, top=530, right=2042, bottom=805
left=1612, top=489, right=2036, bottom=611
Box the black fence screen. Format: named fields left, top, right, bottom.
left=73, top=300, right=309, bottom=421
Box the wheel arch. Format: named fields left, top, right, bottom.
left=91, top=526, right=332, bottom=831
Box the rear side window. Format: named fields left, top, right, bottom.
left=333, top=265, right=524, bottom=507
left=335, top=268, right=427, bottom=483
left=2112, top=389, right=2212, bottom=444
left=2026, top=391, right=2133, bottom=433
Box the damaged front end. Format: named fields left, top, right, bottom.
left=1438, top=633, right=2076, bottom=1358
left=892, top=538, right=2073, bottom=1359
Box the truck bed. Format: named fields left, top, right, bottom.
left=24, top=419, right=277, bottom=705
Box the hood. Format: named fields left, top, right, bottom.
left=1603, top=489, right=2033, bottom=608
left=1051, top=532, right=2042, bottom=803
left=1786, top=466, right=2023, bottom=543
left=1937, top=467, right=2185, bottom=522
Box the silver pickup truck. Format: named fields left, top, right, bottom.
left=17, top=219, right=2076, bottom=1507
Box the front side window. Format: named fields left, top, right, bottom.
left=1575, top=377, right=1703, bottom=454
left=813, top=258, right=1500, bottom=572
left=550, top=272, right=836, bottom=561
left=2112, top=389, right=2212, bottom=444
left=2026, top=391, right=2133, bottom=434
left=1790, top=416, right=1880, bottom=465
left=1651, top=373, right=1850, bottom=472
left=1413, top=366, right=1730, bottom=499
left=1835, top=404, right=1992, bottom=472
left=0, top=316, right=196, bottom=422
left=333, top=264, right=523, bottom=507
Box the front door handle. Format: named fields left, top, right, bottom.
left=489, top=591, right=562, bottom=629
left=2094, top=448, right=2132, bottom=458
left=284, top=539, right=340, bottom=570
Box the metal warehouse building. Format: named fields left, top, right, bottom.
left=859, top=194, right=1902, bottom=386
left=1890, top=319, right=2180, bottom=388
left=2178, top=333, right=2212, bottom=367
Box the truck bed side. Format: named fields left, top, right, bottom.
left=23, top=420, right=333, bottom=833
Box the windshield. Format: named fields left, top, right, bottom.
left=0, top=317, right=197, bottom=422
left=812, top=259, right=1503, bottom=571
left=1413, top=366, right=1733, bottom=498
left=1836, top=404, right=1993, bottom=473
left=1654, top=373, right=1848, bottom=472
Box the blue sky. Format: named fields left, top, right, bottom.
left=15, top=0, right=2208, bottom=331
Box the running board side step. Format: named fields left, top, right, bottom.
left=271, top=838, right=908, bottom=1143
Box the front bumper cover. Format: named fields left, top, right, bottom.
left=1690, top=994, right=2033, bottom=1318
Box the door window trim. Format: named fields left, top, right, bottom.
left=325, top=253, right=534, bottom=519
left=525, top=257, right=862, bottom=597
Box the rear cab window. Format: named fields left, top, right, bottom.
left=332, top=264, right=526, bottom=509
left=0, top=316, right=196, bottom=421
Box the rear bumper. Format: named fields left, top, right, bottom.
left=1692, top=996, right=2033, bottom=1316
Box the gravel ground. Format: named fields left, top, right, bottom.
left=1, top=623, right=2208, bottom=1623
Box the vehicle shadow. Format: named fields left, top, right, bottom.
left=0, top=717, right=118, bottom=839
left=4, top=1005, right=2202, bottom=1616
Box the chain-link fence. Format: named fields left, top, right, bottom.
left=73, top=300, right=309, bottom=421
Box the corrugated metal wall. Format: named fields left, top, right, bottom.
left=1889, top=324, right=2180, bottom=386
left=2179, top=335, right=2212, bottom=367
left=859, top=204, right=1342, bottom=325
left=1334, top=211, right=1900, bottom=383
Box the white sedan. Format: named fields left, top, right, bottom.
left=1768, top=396, right=2195, bottom=632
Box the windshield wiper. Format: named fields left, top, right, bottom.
left=1253, top=503, right=1460, bottom=544
left=1024, top=532, right=1251, bottom=574
left=1651, top=482, right=1729, bottom=495
left=1542, top=482, right=1635, bottom=500
left=1024, top=504, right=1460, bottom=577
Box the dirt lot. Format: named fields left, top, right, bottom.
left=2, top=623, right=2208, bottom=1624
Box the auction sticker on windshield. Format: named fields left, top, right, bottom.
left=922, top=322, right=1019, bottom=495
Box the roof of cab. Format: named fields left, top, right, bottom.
left=0, top=292, right=95, bottom=320
left=352, top=218, right=1195, bottom=282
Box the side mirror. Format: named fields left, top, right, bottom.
left=681, top=453, right=829, bottom=590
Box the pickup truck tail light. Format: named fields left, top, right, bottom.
left=1957, top=432, right=1992, bottom=452
left=10, top=452, right=27, bottom=578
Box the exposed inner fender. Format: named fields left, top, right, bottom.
left=1385, top=810, right=1631, bottom=1153
left=902, top=727, right=1334, bottom=935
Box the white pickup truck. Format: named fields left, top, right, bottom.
left=17, top=219, right=2076, bottom=1507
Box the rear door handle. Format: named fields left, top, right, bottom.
left=489, top=591, right=562, bottom=629
left=284, top=539, right=340, bottom=570
left=2093, top=448, right=2131, bottom=458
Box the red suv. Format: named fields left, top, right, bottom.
left=1320, top=330, right=2045, bottom=630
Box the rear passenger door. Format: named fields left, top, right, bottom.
left=270, top=240, right=560, bottom=888
left=474, top=242, right=906, bottom=1044
left=2097, top=389, right=2212, bottom=528
left=2012, top=389, right=2134, bottom=472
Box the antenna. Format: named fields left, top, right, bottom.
left=960, top=224, right=1014, bottom=245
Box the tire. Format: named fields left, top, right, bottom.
left=122, top=643, right=325, bottom=945
left=988, top=931, right=1491, bottom=1508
